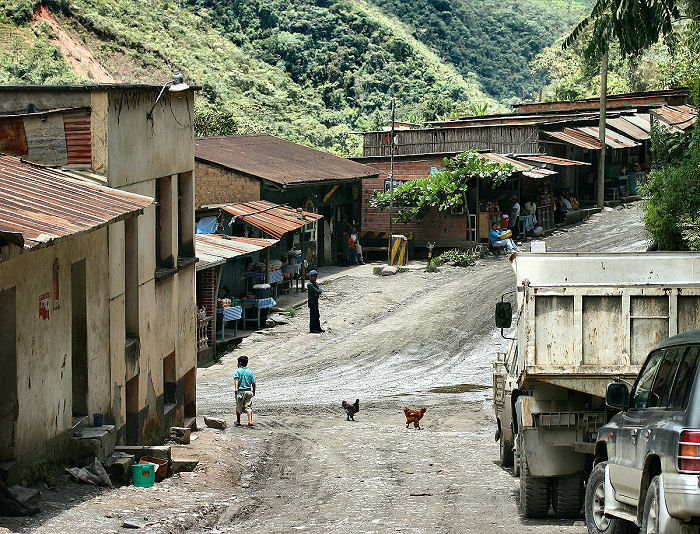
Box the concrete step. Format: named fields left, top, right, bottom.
left=70, top=424, right=117, bottom=464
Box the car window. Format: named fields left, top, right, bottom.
left=630, top=350, right=664, bottom=410
left=648, top=348, right=684, bottom=408
left=669, top=345, right=700, bottom=410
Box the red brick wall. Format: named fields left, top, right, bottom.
left=197, top=268, right=217, bottom=344
left=357, top=156, right=468, bottom=242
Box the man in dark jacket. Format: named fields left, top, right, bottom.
left=307, top=270, right=324, bottom=333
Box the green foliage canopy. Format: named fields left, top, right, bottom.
left=371, top=151, right=516, bottom=223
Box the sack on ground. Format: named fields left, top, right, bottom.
left=533, top=226, right=544, bottom=237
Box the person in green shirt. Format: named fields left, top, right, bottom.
left=234, top=356, right=256, bottom=427
left=307, top=270, right=324, bottom=333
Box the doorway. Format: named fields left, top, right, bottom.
left=0, top=288, right=17, bottom=461
left=125, top=375, right=139, bottom=445
left=71, top=260, right=88, bottom=416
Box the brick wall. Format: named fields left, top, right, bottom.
left=357, top=156, right=468, bottom=242
left=196, top=268, right=217, bottom=345
left=195, top=161, right=261, bottom=207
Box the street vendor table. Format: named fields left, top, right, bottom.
left=216, top=305, right=242, bottom=339
left=242, top=298, right=277, bottom=329
left=282, top=263, right=302, bottom=292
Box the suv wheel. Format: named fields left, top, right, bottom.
left=640, top=476, right=687, bottom=534
left=584, top=462, right=635, bottom=534
left=552, top=474, right=583, bottom=518
left=520, top=450, right=549, bottom=518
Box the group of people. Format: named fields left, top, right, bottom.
left=337, top=217, right=364, bottom=266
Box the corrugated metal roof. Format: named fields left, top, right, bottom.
left=512, top=154, right=591, bottom=166
left=576, top=127, right=639, bottom=149
left=195, top=234, right=278, bottom=270
left=195, top=135, right=379, bottom=186
left=0, top=155, right=153, bottom=250
left=652, top=105, right=697, bottom=130
left=625, top=113, right=651, bottom=132
left=543, top=128, right=604, bottom=150
left=221, top=200, right=324, bottom=239
left=63, top=110, right=92, bottom=166
left=606, top=117, right=651, bottom=140
left=478, top=152, right=532, bottom=172
left=523, top=168, right=558, bottom=179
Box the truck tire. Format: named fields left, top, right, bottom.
left=552, top=474, right=583, bottom=518
left=584, top=462, right=636, bottom=534
left=500, top=435, right=514, bottom=468
left=520, top=451, right=549, bottom=518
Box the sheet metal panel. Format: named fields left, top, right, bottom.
left=478, top=152, right=532, bottom=172
left=625, top=113, right=651, bottom=132
left=652, top=105, right=697, bottom=130
left=576, top=127, right=639, bottom=149
left=0, top=116, right=27, bottom=155
left=195, top=234, right=278, bottom=270
left=221, top=200, right=323, bottom=239
left=543, top=128, right=603, bottom=150
left=606, top=117, right=651, bottom=140
left=63, top=110, right=92, bottom=165
left=513, top=154, right=590, bottom=166
left=0, top=155, right=153, bottom=249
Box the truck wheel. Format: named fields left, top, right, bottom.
left=552, top=474, right=583, bottom=518
left=500, top=435, right=514, bottom=468
left=520, top=451, right=549, bottom=518
left=584, top=462, right=635, bottom=534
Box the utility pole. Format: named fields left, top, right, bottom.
left=597, top=50, right=608, bottom=209
left=388, top=98, right=395, bottom=263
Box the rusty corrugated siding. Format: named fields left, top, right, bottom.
left=0, top=116, right=28, bottom=156
left=221, top=200, right=324, bottom=239
left=195, top=234, right=278, bottom=270
left=513, top=154, right=590, bottom=166
left=652, top=105, right=697, bottom=130
left=63, top=110, right=92, bottom=165
left=544, top=128, right=604, bottom=150
left=195, top=134, right=378, bottom=186
left=0, top=155, right=153, bottom=249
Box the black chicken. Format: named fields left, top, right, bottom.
left=341, top=399, right=360, bottom=421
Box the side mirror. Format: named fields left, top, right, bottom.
left=606, top=382, right=629, bottom=411
left=495, top=301, right=512, bottom=329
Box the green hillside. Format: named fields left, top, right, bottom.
left=0, top=0, right=592, bottom=153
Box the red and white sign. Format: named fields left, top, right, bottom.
left=39, top=292, right=50, bottom=320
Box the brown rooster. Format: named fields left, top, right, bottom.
left=403, top=407, right=426, bottom=429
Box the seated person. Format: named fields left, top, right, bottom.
left=488, top=222, right=518, bottom=252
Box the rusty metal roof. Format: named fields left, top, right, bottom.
left=576, top=127, right=639, bottom=149
left=606, top=117, right=651, bottom=140
left=652, top=105, right=697, bottom=131
left=477, top=152, right=558, bottom=180
left=0, top=154, right=153, bottom=250
left=543, top=128, right=604, bottom=150
left=512, top=154, right=591, bottom=166
left=220, top=200, right=323, bottom=239
left=514, top=89, right=689, bottom=113
left=625, top=113, right=652, bottom=132
left=195, top=135, right=379, bottom=186
left=195, top=234, right=278, bottom=270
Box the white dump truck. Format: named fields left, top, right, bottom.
left=493, top=252, right=700, bottom=518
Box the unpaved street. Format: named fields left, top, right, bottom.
left=5, top=204, right=647, bottom=534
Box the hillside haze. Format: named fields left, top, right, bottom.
left=0, top=0, right=590, bottom=151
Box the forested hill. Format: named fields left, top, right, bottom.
left=0, top=0, right=590, bottom=152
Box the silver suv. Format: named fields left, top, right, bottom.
left=585, top=330, right=700, bottom=534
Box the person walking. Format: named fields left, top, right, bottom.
left=307, top=269, right=324, bottom=333
left=234, top=355, right=256, bottom=427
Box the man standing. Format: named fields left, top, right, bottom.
left=234, top=355, right=256, bottom=427
left=489, top=222, right=518, bottom=252
left=307, top=269, right=324, bottom=333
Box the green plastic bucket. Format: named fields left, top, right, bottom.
left=132, top=463, right=155, bottom=488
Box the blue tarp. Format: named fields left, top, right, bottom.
left=196, top=216, right=218, bottom=234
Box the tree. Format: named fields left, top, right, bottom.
left=371, top=151, right=516, bottom=223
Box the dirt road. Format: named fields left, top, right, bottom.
left=193, top=204, right=648, bottom=534
left=5, top=204, right=647, bottom=534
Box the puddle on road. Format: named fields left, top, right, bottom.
left=428, top=383, right=490, bottom=394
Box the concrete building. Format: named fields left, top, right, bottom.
left=0, top=155, right=153, bottom=481
left=194, top=134, right=377, bottom=265
left=0, top=83, right=199, bottom=476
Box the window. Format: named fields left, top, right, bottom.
left=648, top=348, right=684, bottom=408
left=178, top=172, right=194, bottom=258
left=156, top=176, right=175, bottom=269
left=669, top=346, right=700, bottom=410
left=303, top=199, right=317, bottom=243
left=630, top=350, right=664, bottom=410
left=125, top=217, right=139, bottom=336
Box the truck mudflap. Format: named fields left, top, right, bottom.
left=522, top=428, right=587, bottom=477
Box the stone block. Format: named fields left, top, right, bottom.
left=372, top=266, right=385, bottom=276
left=104, top=453, right=135, bottom=485
left=381, top=266, right=398, bottom=276
left=70, top=425, right=116, bottom=463
left=169, top=427, right=191, bottom=445
left=8, top=485, right=41, bottom=507
left=204, top=417, right=227, bottom=430
left=171, top=458, right=198, bottom=474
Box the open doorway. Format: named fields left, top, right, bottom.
left=125, top=375, right=139, bottom=445
left=0, top=288, right=17, bottom=462
left=71, top=260, right=88, bottom=417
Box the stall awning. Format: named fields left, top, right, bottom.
left=220, top=200, right=323, bottom=239
left=512, top=154, right=591, bottom=166
left=605, top=118, right=651, bottom=140
left=576, top=127, right=639, bottom=149
left=544, top=128, right=604, bottom=150
left=478, top=152, right=558, bottom=179
left=195, top=233, right=278, bottom=270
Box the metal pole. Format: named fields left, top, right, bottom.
left=597, top=50, right=608, bottom=209
left=388, top=98, right=395, bottom=263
